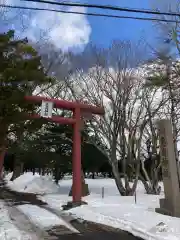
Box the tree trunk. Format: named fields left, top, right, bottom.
left=139, top=174, right=161, bottom=194
left=42, top=167, right=45, bottom=176
left=32, top=168, right=35, bottom=175
left=0, top=125, right=8, bottom=179
left=111, top=162, right=126, bottom=195
left=20, top=162, right=24, bottom=174
left=0, top=147, right=6, bottom=180
left=11, top=162, right=22, bottom=181
left=54, top=167, right=60, bottom=184
left=140, top=156, right=161, bottom=195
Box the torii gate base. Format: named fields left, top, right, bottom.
left=69, top=170, right=90, bottom=196
left=24, top=96, right=104, bottom=206
left=64, top=198, right=88, bottom=210
left=66, top=171, right=90, bottom=209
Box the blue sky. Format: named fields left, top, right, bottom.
left=84, top=0, right=157, bottom=47
left=1, top=0, right=161, bottom=51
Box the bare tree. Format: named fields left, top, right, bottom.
left=150, top=0, right=180, bottom=54
left=61, top=41, right=166, bottom=195
left=138, top=86, right=168, bottom=194
left=145, top=52, right=180, bottom=186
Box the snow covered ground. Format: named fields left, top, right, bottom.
left=0, top=201, right=33, bottom=240
left=0, top=200, right=77, bottom=240
left=17, top=204, right=78, bottom=232
left=4, top=172, right=180, bottom=240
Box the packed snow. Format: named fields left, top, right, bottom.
left=17, top=204, right=67, bottom=229
left=4, top=172, right=180, bottom=240
left=0, top=201, right=31, bottom=240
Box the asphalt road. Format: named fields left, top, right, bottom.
left=52, top=231, right=143, bottom=240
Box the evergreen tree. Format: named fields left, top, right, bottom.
left=0, top=30, right=53, bottom=156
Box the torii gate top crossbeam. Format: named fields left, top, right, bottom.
left=25, top=95, right=104, bottom=115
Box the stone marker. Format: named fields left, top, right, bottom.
left=155, top=119, right=180, bottom=217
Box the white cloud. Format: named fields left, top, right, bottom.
left=1, top=0, right=91, bottom=51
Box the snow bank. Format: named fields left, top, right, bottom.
left=6, top=172, right=61, bottom=194
left=68, top=203, right=180, bottom=240
left=5, top=172, right=40, bottom=185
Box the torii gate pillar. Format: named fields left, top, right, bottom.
left=72, top=107, right=81, bottom=203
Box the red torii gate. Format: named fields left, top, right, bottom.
left=24, top=95, right=104, bottom=204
